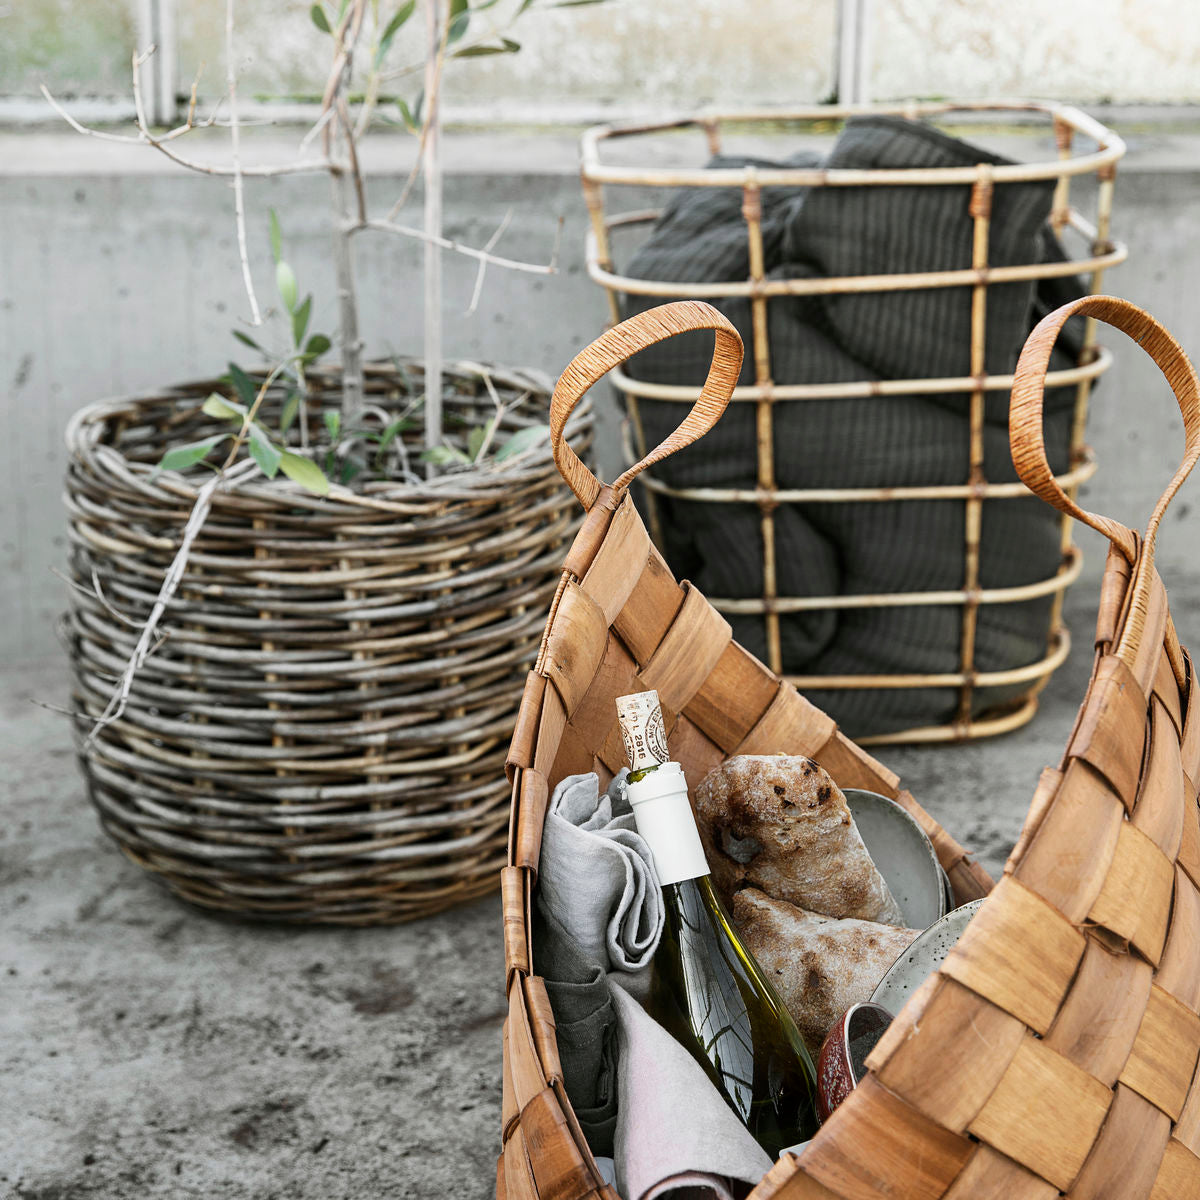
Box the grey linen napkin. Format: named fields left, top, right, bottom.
left=537, top=770, right=664, bottom=972
left=535, top=771, right=774, bottom=1199
left=532, top=904, right=619, bottom=1153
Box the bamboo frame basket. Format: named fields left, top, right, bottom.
left=64, top=359, right=591, bottom=924
left=500, top=297, right=1200, bottom=1199
left=581, top=101, right=1128, bottom=744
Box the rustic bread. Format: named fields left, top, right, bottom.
left=732, top=888, right=920, bottom=1053
left=694, top=754, right=904, bottom=923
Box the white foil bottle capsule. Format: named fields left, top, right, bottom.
left=615, top=690, right=710, bottom=887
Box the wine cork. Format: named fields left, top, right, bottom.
left=615, top=690, right=669, bottom=772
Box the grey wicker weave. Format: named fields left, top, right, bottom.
left=64, top=359, right=591, bottom=923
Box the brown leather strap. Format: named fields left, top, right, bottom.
left=1011, top=294, right=1200, bottom=667
left=1010, top=294, right=1200, bottom=564
left=549, top=300, right=743, bottom=511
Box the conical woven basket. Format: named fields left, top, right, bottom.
left=500, top=297, right=1200, bottom=1199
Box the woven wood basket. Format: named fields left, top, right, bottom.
left=581, top=101, right=1127, bottom=744
left=64, top=359, right=591, bottom=924
left=500, top=297, right=1200, bottom=1198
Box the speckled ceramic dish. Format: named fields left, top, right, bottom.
left=844, top=788, right=946, bottom=930
left=869, top=898, right=985, bottom=1012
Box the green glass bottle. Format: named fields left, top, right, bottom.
left=616, top=690, right=820, bottom=1157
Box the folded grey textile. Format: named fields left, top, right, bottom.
left=532, top=905, right=619, bottom=1154
left=534, top=770, right=663, bottom=1155
left=619, top=115, right=1088, bottom=736
left=609, top=978, right=773, bottom=1200
left=536, top=769, right=663, bottom=972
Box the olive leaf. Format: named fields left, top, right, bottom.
left=280, top=451, right=330, bottom=495
left=377, top=0, right=416, bottom=64
left=202, top=394, right=245, bottom=421
left=276, top=261, right=299, bottom=313
left=494, top=424, right=550, bottom=461
left=247, top=423, right=282, bottom=478
left=158, top=434, right=229, bottom=473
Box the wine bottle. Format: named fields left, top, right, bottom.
left=615, top=690, right=820, bottom=1155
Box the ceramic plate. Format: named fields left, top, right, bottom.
left=844, top=788, right=946, bottom=930
left=869, top=898, right=985, bottom=1011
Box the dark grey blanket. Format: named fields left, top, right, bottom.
left=619, top=116, right=1087, bottom=736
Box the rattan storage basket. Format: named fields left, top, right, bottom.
left=500, top=299, right=1200, bottom=1198
left=65, top=359, right=591, bottom=924
left=581, top=101, right=1127, bottom=744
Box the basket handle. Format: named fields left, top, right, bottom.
left=549, top=300, right=744, bottom=510
left=1010, top=294, right=1200, bottom=568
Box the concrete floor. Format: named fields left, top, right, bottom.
left=0, top=586, right=1153, bottom=1196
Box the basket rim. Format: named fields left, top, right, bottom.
left=581, top=98, right=1125, bottom=188
left=63, top=362, right=593, bottom=514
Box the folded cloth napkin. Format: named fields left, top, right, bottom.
left=609, top=979, right=773, bottom=1200
left=537, top=770, right=664, bottom=972
left=532, top=904, right=619, bottom=1153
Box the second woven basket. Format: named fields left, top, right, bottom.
left=500, top=296, right=1200, bottom=1198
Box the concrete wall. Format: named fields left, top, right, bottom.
left=4, top=0, right=1200, bottom=113
left=3, top=116, right=1200, bottom=665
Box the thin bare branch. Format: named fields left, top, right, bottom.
left=362, top=217, right=557, bottom=278
left=384, top=13, right=452, bottom=222
left=338, top=98, right=368, bottom=224
left=222, top=0, right=262, bottom=325
left=82, top=457, right=260, bottom=745
left=471, top=366, right=509, bottom=462
left=50, top=567, right=141, bottom=628
left=467, top=208, right=514, bottom=315
left=298, top=104, right=337, bottom=153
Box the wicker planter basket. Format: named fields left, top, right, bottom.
left=500, top=299, right=1200, bottom=1198
left=64, top=359, right=591, bottom=924
left=581, top=101, right=1127, bottom=744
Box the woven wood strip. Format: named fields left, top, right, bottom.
left=514, top=770, right=551, bottom=876
left=1044, top=933, right=1153, bottom=1085
left=941, top=876, right=1085, bottom=1033
left=1067, top=1083, right=1172, bottom=1200
left=1133, top=701, right=1187, bottom=857
left=942, top=1146, right=1058, bottom=1200
left=578, top=496, right=652, bottom=623
left=865, top=975, right=1024, bottom=1132
left=734, top=682, right=838, bottom=760
left=1154, top=650, right=1184, bottom=735
left=800, top=1077, right=973, bottom=1200
left=503, top=1126, right=540, bottom=1200
left=520, top=1088, right=599, bottom=1200
left=1118, top=985, right=1200, bottom=1119
left=1181, top=658, right=1200, bottom=783
left=639, top=583, right=732, bottom=715
left=612, top=548, right=686, bottom=666
left=1067, top=655, right=1148, bottom=809
left=1012, top=759, right=1123, bottom=920
left=1150, top=1139, right=1200, bottom=1200
left=688, top=641, right=781, bottom=752
left=1087, top=821, right=1174, bottom=965
left=967, top=1035, right=1112, bottom=1191
left=542, top=583, right=610, bottom=720
left=1157, top=868, right=1200, bottom=1012
left=1173, top=1065, right=1200, bottom=1155
left=1129, top=571, right=1172, bottom=693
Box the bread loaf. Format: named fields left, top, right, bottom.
left=694, top=754, right=905, bottom=924
left=732, top=888, right=920, bottom=1053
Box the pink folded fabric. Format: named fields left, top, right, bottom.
left=608, top=979, right=771, bottom=1200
